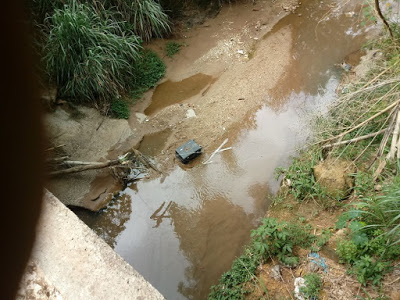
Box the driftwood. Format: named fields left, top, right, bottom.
left=50, top=159, right=120, bottom=176
left=49, top=149, right=161, bottom=177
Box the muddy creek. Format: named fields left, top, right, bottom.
left=75, top=0, right=370, bottom=298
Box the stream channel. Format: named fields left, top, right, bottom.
left=75, top=0, right=371, bottom=298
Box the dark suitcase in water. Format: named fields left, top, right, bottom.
left=175, top=139, right=202, bottom=164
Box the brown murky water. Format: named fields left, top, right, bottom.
left=75, top=0, right=372, bottom=299
left=144, top=73, right=215, bottom=115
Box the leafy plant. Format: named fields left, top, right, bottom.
left=276, top=150, right=326, bottom=202
left=251, top=218, right=316, bottom=267
left=165, top=41, right=182, bottom=57
left=132, top=50, right=166, bottom=89
left=300, top=273, right=322, bottom=299
left=111, top=99, right=130, bottom=119
left=351, top=255, right=390, bottom=286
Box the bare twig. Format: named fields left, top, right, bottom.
left=318, top=99, right=400, bottom=144
left=322, top=128, right=388, bottom=149
left=374, top=0, right=394, bottom=39
left=388, top=109, right=400, bottom=159
left=45, top=144, right=66, bottom=152
left=50, top=159, right=120, bottom=176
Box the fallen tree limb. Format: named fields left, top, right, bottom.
left=322, top=128, right=388, bottom=149
left=49, top=148, right=162, bottom=177
left=50, top=159, right=120, bottom=176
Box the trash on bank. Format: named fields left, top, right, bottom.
left=176, top=139, right=203, bottom=164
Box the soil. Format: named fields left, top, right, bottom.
left=246, top=193, right=400, bottom=300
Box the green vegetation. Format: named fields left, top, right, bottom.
left=209, top=218, right=330, bottom=299
left=43, top=3, right=141, bottom=103
left=30, top=0, right=169, bottom=114
left=165, top=41, right=183, bottom=57
left=275, top=150, right=325, bottom=202
left=251, top=218, right=316, bottom=267
left=110, top=99, right=130, bottom=119
left=335, top=178, right=400, bottom=285
left=300, top=273, right=323, bottom=299
left=210, top=19, right=400, bottom=300
left=208, top=248, right=260, bottom=300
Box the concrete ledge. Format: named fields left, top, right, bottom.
left=18, top=190, right=164, bottom=300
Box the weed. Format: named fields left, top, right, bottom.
left=208, top=249, right=260, bottom=300
left=276, top=149, right=330, bottom=206
left=251, top=218, right=316, bottom=267
left=133, top=50, right=166, bottom=89
left=300, top=273, right=322, bottom=299
left=165, top=41, right=183, bottom=57
left=352, top=255, right=390, bottom=286
left=111, top=99, right=130, bottom=119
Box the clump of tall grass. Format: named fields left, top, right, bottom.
left=105, top=0, right=170, bottom=42
left=42, top=2, right=142, bottom=103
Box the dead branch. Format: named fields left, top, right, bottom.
left=49, top=159, right=120, bottom=176
left=46, top=156, right=69, bottom=163
left=378, top=106, right=398, bottom=157
left=318, top=99, right=400, bottom=144
left=49, top=148, right=161, bottom=177
left=45, top=144, right=66, bottom=152
left=388, top=109, right=400, bottom=159
left=375, top=0, right=394, bottom=39
left=322, top=128, right=388, bottom=149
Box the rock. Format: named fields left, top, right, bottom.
left=270, top=265, right=281, bottom=281
left=374, top=184, right=382, bottom=191
left=313, top=159, right=356, bottom=200
left=135, top=112, right=147, bottom=123
left=186, top=109, right=196, bottom=118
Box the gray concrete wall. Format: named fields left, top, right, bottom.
left=18, top=190, right=165, bottom=300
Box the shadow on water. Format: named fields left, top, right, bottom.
left=74, top=0, right=372, bottom=298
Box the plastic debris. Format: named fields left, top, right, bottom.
left=308, top=252, right=328, bottom=273
left=294, top=277, right=306, bottom=300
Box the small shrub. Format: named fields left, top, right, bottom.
left=251, top=218, right=316, bottom=267
left=276, top=150, right=326, bottom=202
left=133, top=50, right=166, bottom=89
left=351, top=255, right=390, bottom=286
left=111, top=99, right=130, bottom=119
left=208, top=249, right=260, bottom=300
left=165, top=41, right=182, bottom=57
left=300, top=273, right=322, bottom=299
left=336, top=239, right=360, bottom=264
